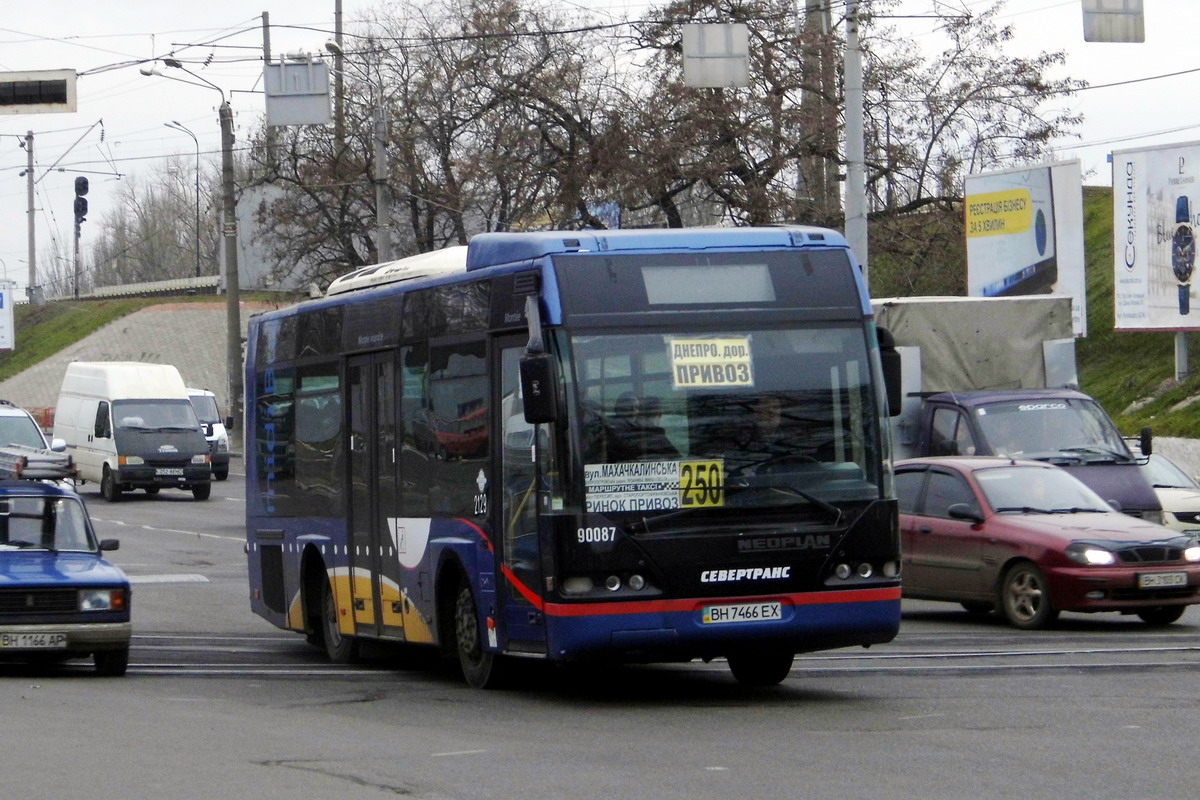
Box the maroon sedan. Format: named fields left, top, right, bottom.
left=895, top=457, right=1200, bottom=629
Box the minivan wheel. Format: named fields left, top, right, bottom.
left=192, top=482, right=211, bottom=501
left=100, top=467, right=122, bottom=503
left=214, top=466, right=229, bottom=481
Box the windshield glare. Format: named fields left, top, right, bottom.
left=113, top=400, right=200, bottom=431
left=975, top=399, right=1130, bottom=458
left=0, top=496, right=95, bottom=551
left=976, top=466, right=1110, bottom=512
left=572, top=326, right=884, bottom=515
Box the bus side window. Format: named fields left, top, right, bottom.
left=399, top=345, right=432, bottom=517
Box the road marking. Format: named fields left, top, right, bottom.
left=88, top=516, right=243, bottom=543
left=128, top=573, right=210, bottom=584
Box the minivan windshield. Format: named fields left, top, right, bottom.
left=975, top=398, right=1132, bottom=462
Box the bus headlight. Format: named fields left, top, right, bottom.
left=834, top=563, right=852, bottom=580
left=628, top=574, right=646, bottom=591
left=604, top=575, right=622, bottom=592
left=562, top=577, right=593, bottom=595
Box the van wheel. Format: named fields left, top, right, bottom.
left=214, top=467, right=229, bottom=481
left=144, top=487, right=160, bottom=495
left=192, top=483, right=212, bottom=501
left=100, top=467, right=122, bottom=503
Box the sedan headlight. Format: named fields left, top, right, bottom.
left=1066, top=542, right=1117, bottom=566
left=80, top=588, right=127, bottom=612
left=1184, top=545, right=1200, bottom=563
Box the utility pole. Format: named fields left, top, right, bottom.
left=25, top=131, right=37, bottom=303
left=219, top=100, right=243, bottom=424
left=333, top=0, right=345, bottom=151
left=373, top=89, right=390, bottom=262
left=844, top=0, right=869, bottom=284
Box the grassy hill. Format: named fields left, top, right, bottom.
left=4, top=196, right=1196, bottom=438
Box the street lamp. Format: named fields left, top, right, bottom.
left=141, top=59, right=243, bottom=428
left=164, top=121, right=201, bottom=279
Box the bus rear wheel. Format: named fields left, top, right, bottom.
left=454, top=584, right=502, bottom=689
left=727, top=650, right=794, bottom=687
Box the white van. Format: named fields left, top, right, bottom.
left=53, top=362, right=211, bottom=501
left=186, top=388, right=231, bottom=481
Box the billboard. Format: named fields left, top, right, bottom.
left=0, top=282, right=14, bottom=350
left=1112, top=141, right=1200, bottom=331
left=965, top=160, right=1087, bottom=336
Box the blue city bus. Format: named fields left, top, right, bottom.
left=244, top=228, right=901, bottom=687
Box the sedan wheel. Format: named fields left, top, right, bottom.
left=1000, top=562, right=1059, bottom=630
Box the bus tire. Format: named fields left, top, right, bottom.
left=727, top=650, right=794, bottom=687
left=454, top=583, right=502, bottom=689
left=318, top=576, right=357, bottom=664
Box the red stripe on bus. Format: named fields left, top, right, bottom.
left=455, top=517, right=494, bottom=553
left=500, top=564, right=545, bottom=611
left=543, top=586, right=901, bottom=618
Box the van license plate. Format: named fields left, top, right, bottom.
left=1138, top=572, right=1187, bottom=589
left=156, top=468, right=184, bottom=476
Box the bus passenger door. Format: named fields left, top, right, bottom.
left=495, top=339, right=547, bottom=651
left=347, top=352, right=403, bottom=640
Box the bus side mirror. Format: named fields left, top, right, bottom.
left=520, top=353, right=559, bottom=424
left=877, top=326, right=902, bottom=417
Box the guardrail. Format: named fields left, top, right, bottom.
left=46, top=275, right=221, bottom=301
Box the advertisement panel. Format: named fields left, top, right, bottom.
left=965, top=161, right=1087, bottom=336
left=0, top=282, right=13, bottom=350
left=1112, top=141, right=1200, bottom=331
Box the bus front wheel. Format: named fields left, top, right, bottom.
left=318, top=577, right=356, bottom=664
left=454, top=584, right=502, bottom=689
left=727, top=651, right=794, bottom=687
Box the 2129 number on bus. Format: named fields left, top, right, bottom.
left=680, top=460, right=724, bottom=508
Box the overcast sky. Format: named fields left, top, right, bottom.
left=0, top=0, right=1194, bottom=299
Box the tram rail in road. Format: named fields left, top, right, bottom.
left=10, top=629, right=1200, bottom=679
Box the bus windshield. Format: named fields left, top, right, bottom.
left=571, top=325, right=884, bottom=520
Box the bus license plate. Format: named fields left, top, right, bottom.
left=702, top=602, right=782, bottom=625
left=0, top=632, right=68, bottom=649
left=156, top=468, right=184, bottom=476
left=1138, top=572, right=1187, bottom=589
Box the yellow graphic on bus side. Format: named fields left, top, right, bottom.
left=670, top=337, right=754, bottom=389
left=679, top=460, right=724, bottom=508
left=965, top=188, right=1032, bottom=238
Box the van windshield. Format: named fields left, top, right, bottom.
left=112, top=400, right=200, bottom=432
left=189, top=394, right=221, bottom=425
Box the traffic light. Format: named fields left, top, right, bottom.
left=73, top=175, right=88, bottom=224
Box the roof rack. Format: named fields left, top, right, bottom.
left=0, top=445, right=76, bottom=481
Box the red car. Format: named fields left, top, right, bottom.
left=895, top=457, right=1200, bottom=629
